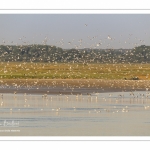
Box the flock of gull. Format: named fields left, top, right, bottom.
left=0, top=26, right=150, bottom=118
left=0, top=89, right=150, bottom=116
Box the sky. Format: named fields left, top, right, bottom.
left=0, top=14, right=150, bottom=49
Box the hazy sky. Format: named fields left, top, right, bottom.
left=0, top=14, right=150, bottom=49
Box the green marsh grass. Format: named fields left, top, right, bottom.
left=0, top=62, right=150, bottom=80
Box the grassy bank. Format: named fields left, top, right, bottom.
left=0, top=62, right=150, bottom=80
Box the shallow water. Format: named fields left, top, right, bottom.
left=0, top=91, right=150, bottom=136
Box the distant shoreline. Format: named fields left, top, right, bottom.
left=0, top=79, right=149, bottom=95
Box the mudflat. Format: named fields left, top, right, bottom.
left=0, top=79, right=149, bottom=94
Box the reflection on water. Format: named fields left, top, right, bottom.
left=0, top=91, right=150, bottom=136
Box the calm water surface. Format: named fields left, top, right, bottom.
left=0, top=91, right=150, bottom=136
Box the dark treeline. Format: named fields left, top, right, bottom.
left=0, top=44, right=150, bottom=63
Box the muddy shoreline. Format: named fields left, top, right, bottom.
left=0, top=79, right=149, bottom=95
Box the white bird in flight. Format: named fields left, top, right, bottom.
left=107, top=35, right=112, bottom=40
